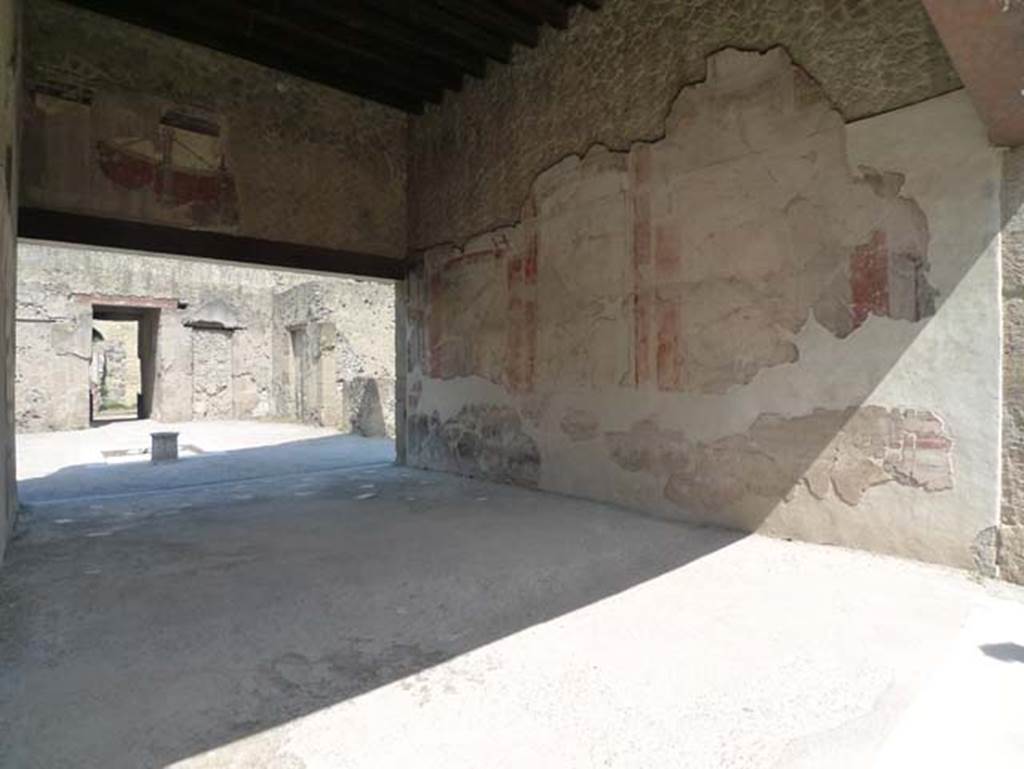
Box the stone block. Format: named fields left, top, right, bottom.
left=999, top=525, right=1024, bottom=585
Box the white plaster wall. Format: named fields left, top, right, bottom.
left=833, top=92, right=1001, bottom=566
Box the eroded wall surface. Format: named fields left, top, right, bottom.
left=408, top=0, right=960, bottom=251
left=21, top=0, right=407, bottom=258
left=1002, top=147, right=1024, bottom=583
left=404, top=49, right=1002, bottom=571
left=16, top=244, right=395, bottom=434
left=92, top=319, right=141, bottom=411
left=273, top=283, right=397, bottom=437
left=0, top=0, right=20, bottom=563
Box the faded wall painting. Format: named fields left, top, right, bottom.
left=96, top=110, right=239, bottom=228
left=25, top=88, right=240, bottom=231
left=417, top=50, right=937, bottom=398
left=404, top=48, right=1001, bottom=571
left=21, top=0, right=409, bottom=256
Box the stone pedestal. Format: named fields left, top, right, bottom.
left=151, top=431, right=179, bottom=462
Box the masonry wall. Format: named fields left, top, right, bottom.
left=273, top=282, right=397, bottom=437
left=1001, top=148, right=1024, bottom=583
left=409, top=0, right=959, bottom=251
left=21, top=0, right=407, bottom=258
left=403, top=43, right=1003, bottom=573
left=92, top=319, right=141, bottom=412
left=0, top=0, right=21, bottom=564
left=16, top=243, right=395, bottom=435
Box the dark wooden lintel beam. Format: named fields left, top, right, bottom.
left=18, top=209, right=405, bottom=280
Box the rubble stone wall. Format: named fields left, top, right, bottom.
left=16, top=243, right=396, bottom=436
left=404, top=48, right=1002, bottom=573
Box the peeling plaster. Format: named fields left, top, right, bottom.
left=414, top=48, right=938, bottom=396
left=560, top=408, right=599, bottom=442
left=606, top=406, right=954, bottom=516
left=405, top=48, right=1001, bottom=571
left=409, top=405, right=540, bottom=487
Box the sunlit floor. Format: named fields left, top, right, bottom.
left=16, top=419, right=395, bottom=499
left=2, top=424, right=1024, bottom=767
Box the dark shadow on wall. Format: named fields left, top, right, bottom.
left=1, top=433, right=739, bottom=768
left=347, top=376, right=388, bottom=437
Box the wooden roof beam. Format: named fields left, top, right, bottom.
left=434, top=0, right=540, bottom=48
left=296, top=0, right=488, bottom=79
left=370, top=0, right=515, bottom=64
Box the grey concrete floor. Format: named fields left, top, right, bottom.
left=2, top=423, right=1024, bottom=768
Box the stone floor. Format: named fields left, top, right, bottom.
left=2, top=422, right=1024, bottom=767
left=16, top=419, right=395, bottom=503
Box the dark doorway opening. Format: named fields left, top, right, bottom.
left=90, top=305, right=159, bottom=425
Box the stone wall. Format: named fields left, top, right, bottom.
left=92, top=319, right=141, bottom=411
left=0, top=0, right=20, bottom=565
left=16, top=243, right=395, bottom=435
left=21, top=0, right=407, bottom=258
left=408, top=0, right=960, bottom=251
left=6, top=0, right=1020, bottom=582
left=403, top=48, right=1003, bottom=573
left=1001, top=147, right=1024, bottom=583
left=273, top=282, right=397, bottom=437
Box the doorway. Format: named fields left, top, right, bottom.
left=90, top=305, right=160, bottom=425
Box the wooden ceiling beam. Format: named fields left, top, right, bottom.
left=369, top=0, right=515, bottom=64
left=54, top=0, right=604, bottom=112
left=295, top=0, right=488, bottom=79
left=187, top=5, right=446, bottom=104
left=228, top=2, right=463, bottom=95
left=498, top=0, right=570, bottom=29
left=433, top=0, right=540, bottom=48
left=60, top=0, right=433, bottom=111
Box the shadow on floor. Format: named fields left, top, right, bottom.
left=0, top=438, right=743, bottom=768
left=17, top=432, right=397, bottom=505
left=979, top=642, right=1024, bottom=664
